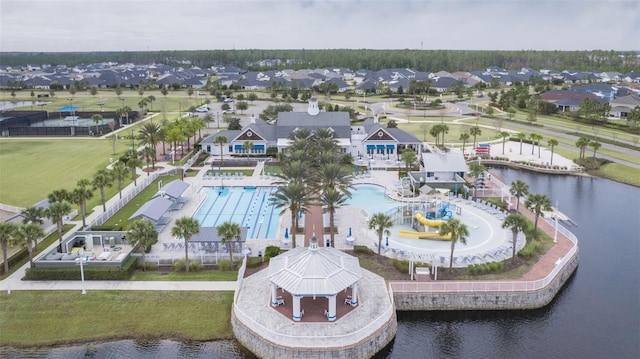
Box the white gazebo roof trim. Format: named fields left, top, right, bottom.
left=267, top=246, right=362, bottom=296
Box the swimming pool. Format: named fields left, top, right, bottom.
left=346, top=184, right=496, bottom=252
left=194, top=186, right=279, bottom=239
left=346, top=184, right=401, bottom=214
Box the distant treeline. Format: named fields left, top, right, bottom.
left=2, top=49, right=638, bottom=72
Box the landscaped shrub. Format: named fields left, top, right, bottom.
left=0, top=247, right=28, bottom=275
left=391, top=258, right=410, bottom=273
left=518, top=240, right=542, bottom=258
left=188, top=261, right=203, bottom=272
left=246, top=256, right=264, bottom=267
left=173, top=259, right=186, bottom=272
left=218, top=260, right=233, bottom=271
left=263, top=245, right=280, bottom=260
left=466, top=260, right=505, bottom=275
left=141, top=261, right=158, bottom=271
left=353, top=245, right=374, bottom=255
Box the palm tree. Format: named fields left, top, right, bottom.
left=502, top=214, right=529, bottom=259
left=459, top=133, right=470, bottom=156
left=45, top=201, right=71, bottom=252
left=529, top=133, right=537, bottom=155
left=368, top=212, right=394, bottom=255
left=127, top=219, right=158, bottom=271
left=15, top=223, right=44, bottom=268
left=516, top=133, right=527, bottom=155
left=139, top=121, right=162, bottom=169
left=467, top=162, right=486, bottom=197
left=590, top=140, right=601, bottom=158
left=509, top=179, right=529, bottom=213
left=21, top=206, right=45, bottom=226
left=48, top=189, right=70, bottom=204
left=92, top=169, right=113, bottom=212
left=0, top=222, right=17, bottom=273
left=547, top=139, right=558, bottom=165
left=270, top=182, right=310, bottom=249
left=499, top=131, right=510, bottom=154
left=320, top=187, right=349, bottom=247
left=316, top=162, right=353, bottom=195
left=242, top=140, right=254, bottom=165
left=190, top=116, right=206, bottom=140
left=71, top=179, right=93, bottom=228
left=439, top=218, right=469, bottom=271
left=576, top=137, right=590, bottom=160
left=213, top=135, right=227, bottom=168
left=532, top=133, right=543, bottom=158
left=124, top=149, right=142, bottom=185
left=216, top=221, right=242, bottom=269
left=111, top=161, right=129, bottom=199
left=20, top=206, right=45, bottom=250
left=440, top=124, right=449, bottom=146
left=525, top=193, right=552, bottom=239
left=400, top=148, right=418, bottom=174
left=91, top=114, right=103, bottom=135
left=430, top=126, right=441, bottom=146
left=469, top=126, right=482, bottom=149
left=171, top=217, right=200, bottom=272
left=141, top=146, right=155, bottom=174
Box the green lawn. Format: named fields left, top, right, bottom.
left=0, top=138, right=134, bottom=207
left=396, top=122, right=502, bottom=144
left=0, top=290, right=234, bottom=346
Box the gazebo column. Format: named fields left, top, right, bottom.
left=270, top=283, right=279, bottom=307
left=327, top=295, right=337, bottom=321
left=292, top=295, right=302, bottom=321
left=351, top=283, right=359, bottom=306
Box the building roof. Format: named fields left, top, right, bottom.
left=267, top=243, right=362, bottom=296
left=276, top=111, right=351, bottom=139
left=153, top=179, right=189, bottom=200
left=129, top=197, right=173, bottom=222
left=422, top=152, right=468, bottom=173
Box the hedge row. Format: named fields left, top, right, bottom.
left=24, top=256, right=137, bottom=280
left=0, top=247, right=28, bottom=275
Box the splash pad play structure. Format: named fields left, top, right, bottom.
left=398, top=201, right=459, bottom=240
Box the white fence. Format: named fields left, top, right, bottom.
left=87, top=172, right=159, bottom=228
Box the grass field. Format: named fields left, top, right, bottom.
left=0, top=291, right=234, bottom=346
left=0, top=138, right=136, bottom=207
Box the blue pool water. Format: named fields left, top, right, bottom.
left=194, top=186, right=279, bottom=239
left=346, top=184, right=401, bottom=214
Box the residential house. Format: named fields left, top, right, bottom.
left=609, top=94, right=640, bottom=118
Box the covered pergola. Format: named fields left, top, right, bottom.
left=152, top=179, right=189, bottom=210
left=128, top=197, right=173, bottom=231
left=267, top=237, right=362, bottom=321
left=188, top=226, right=248, bottom=253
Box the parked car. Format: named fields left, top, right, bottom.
left=223, top=98, right=234, bottom=103
left=222, top=109, right=236, bottom=114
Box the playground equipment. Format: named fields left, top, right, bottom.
left=397, top=205, right=456, bottom=240
left=398, top=229, right=452, bottom=240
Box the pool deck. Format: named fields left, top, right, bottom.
left=144, top=159, right=524, bottom=268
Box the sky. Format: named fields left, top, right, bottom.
left=0, top=0, right=638, bottom=52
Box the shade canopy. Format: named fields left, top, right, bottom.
left=267, top=245, right=362, bottom=296
left=129, top=197, right=173, bottom=222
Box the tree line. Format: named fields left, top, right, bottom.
left=2, top=49, right=638, bottom=72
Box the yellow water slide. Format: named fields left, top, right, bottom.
left=415, top=211, right=446, bottom=227
left=398, top=230, right=452, bottom=240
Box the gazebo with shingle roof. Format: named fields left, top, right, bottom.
left=267, top=236, right=362, bottom=321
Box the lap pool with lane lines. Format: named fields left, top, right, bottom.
left=194, top=186, right=279, bottom=239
